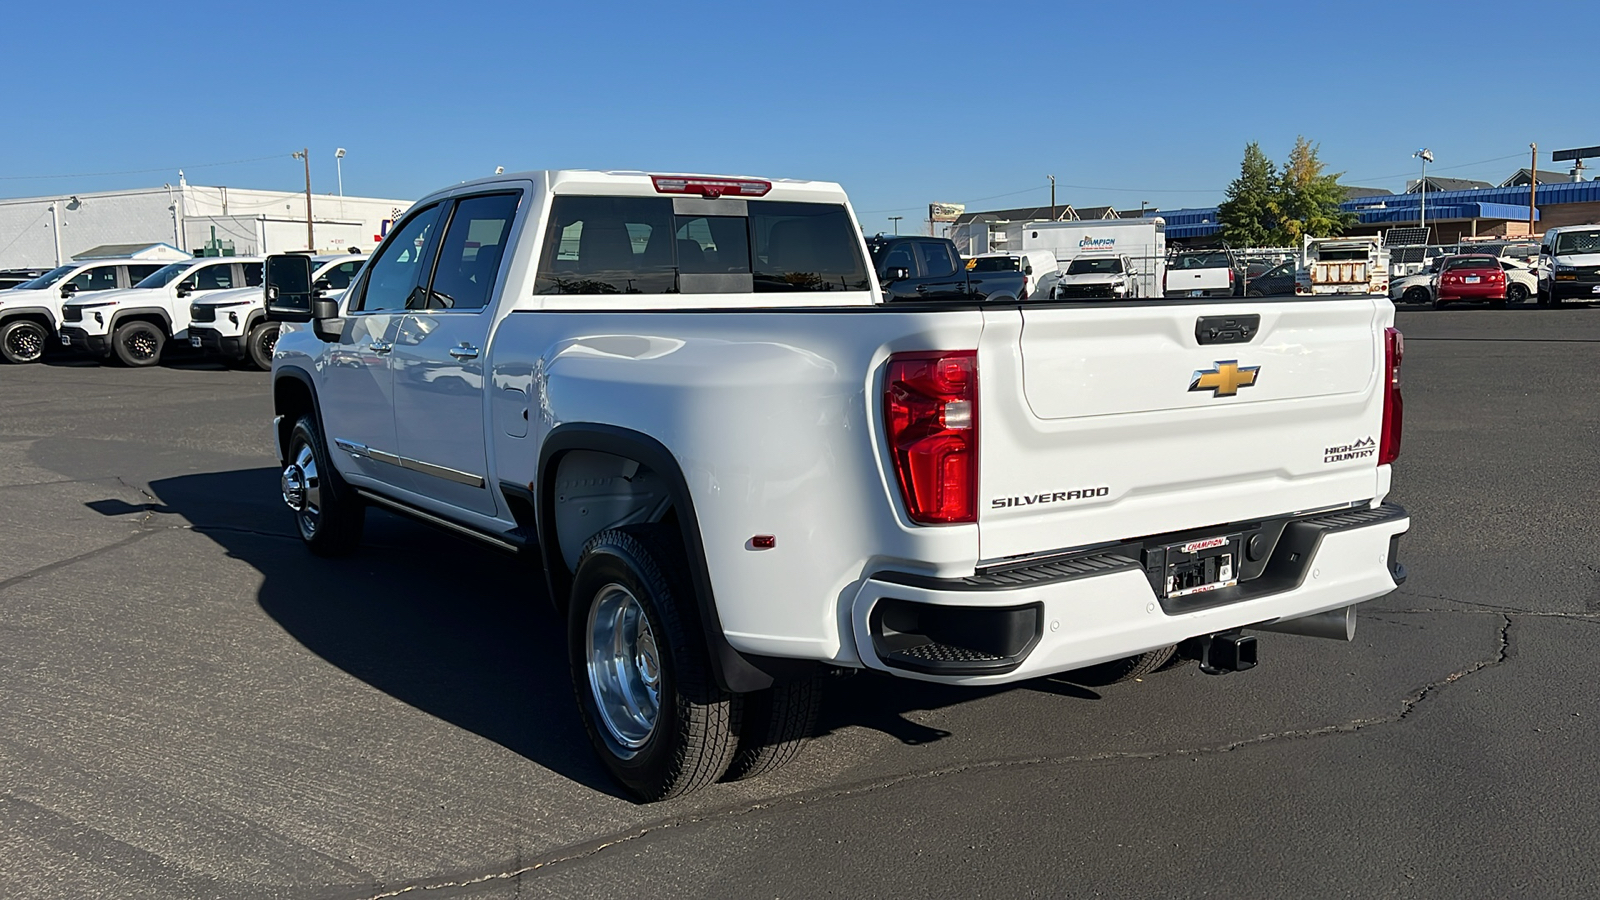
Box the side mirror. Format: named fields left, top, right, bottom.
left=60, top=283, right=79, bottom=298
left=264, top=254, right=316, bottom=323
left=1024, top=265, right=1034, bottom=275
left=175, top=282, right=193, bottom=298
left=884, top=267, right=910, bottom=284
left=313, top=278, right=332, bottom=292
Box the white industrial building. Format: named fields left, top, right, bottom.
left=0, top=176, right=414, bottom=268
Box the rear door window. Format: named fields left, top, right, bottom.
left=126, top=264, right=163, bottom=285
left=422, top=192, right=521, bottom=311
left=916, top=241, right=957, bottom=278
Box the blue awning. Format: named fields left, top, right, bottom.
left=1353, top=202, right=1538, bottom=224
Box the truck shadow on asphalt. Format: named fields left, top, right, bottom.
left=136, top=467, right=1110, bottom=798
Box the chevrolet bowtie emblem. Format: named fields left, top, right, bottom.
left=1190, top=360, right=1260, bottom=397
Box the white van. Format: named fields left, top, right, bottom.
left=1537, top=225, right=1600, bottom=306
left=967, top=250, right=1057, bottom=299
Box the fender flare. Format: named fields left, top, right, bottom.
left=0, top=306, right=61, bottom=333
left=108, top=307, right=175, bottom=336
left=536, top=423, right=807, bottom=693
left=271, top=365, right=323, bottom=465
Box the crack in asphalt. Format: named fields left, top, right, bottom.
left=0, top=529, right=162, bottom=596
left=346, top=612, right=1519, bottom=900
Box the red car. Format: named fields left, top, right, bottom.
left=1433, top=254, right=1507, bottom=308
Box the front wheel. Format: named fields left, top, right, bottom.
left=1507, top=283, right=1529, bottom=304
left=282, top=415, right=365, bottom=556
left=112, top=321, right=166, bottom=367
left=569, top=526, right=740, bottom=801
left=245, top=321, right=280, bottom=371
left=1402, top=286, right=1431, bottom=306
left=0, top=319, right=49, bottom=364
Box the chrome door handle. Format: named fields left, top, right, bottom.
left=370, top=340, right=393, bottom=354
left=448, top=343, right=480, bottom=360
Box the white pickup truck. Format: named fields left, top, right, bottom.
left=266, top=170, right=1410, bottom=801
left=189, top=254, right=364, bottom=369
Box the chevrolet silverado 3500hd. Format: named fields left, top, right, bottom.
left=265, top=170, right=1410, bottom=800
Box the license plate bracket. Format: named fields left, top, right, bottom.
left=1156, top=533, right=1242, bottom=598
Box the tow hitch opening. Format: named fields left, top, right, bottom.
left=1183, top=631, right=1258, bottom=675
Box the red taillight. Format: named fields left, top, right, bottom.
left=650, top=175, right=771, bottom=198
left=885, top=351, right=978, bottom=524
left=1379, top=327, right=1403, bottom=465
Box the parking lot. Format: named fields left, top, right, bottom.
left=2, top=306, right=1597, bottom=899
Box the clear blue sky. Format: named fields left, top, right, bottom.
left=5, top=0, right=1592, bottom=227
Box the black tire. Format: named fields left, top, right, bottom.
left=111, top=321, right=166, bottom=367
left=0, top=319, right=49, bottom=364
left=282, top=415, right=365, bottom=557
left=1507, top=283, right=1529, bottom=304
left=1068, top=646, right=1177, bottom=686
left=1432, top=295, right=1449, bottom=310
left=569, top=526, right=741, bottom=801
left=1402, top=286, right=1430, bottom=306
left=1247, top=289, right=1264, bottom=298
left=245, top=321, right=280, bottom=371
left=723, top=676, right=821, bottom=783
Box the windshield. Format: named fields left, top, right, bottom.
left=1067, top=257, right=1122, bottom=275
left=1555, top=231, right=1600, bottom=256
left=134, top=262, right=193, bottom=289
left=969, top=256, right=1020, bottom=273
left=16, top=265, right=76, bottom=290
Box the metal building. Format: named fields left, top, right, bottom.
left=0, top=178, right=414, bottom=268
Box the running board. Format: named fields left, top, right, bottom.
left=355, top=489, right=531, bottom=554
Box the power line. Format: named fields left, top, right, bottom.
left=0, top=154, right=290, bottom=182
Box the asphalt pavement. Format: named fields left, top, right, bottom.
left=1, top=308, right=1596, bottom=899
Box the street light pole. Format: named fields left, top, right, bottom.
left=888, top=216, right=902, bottom=235
left=1049, top=174, right=1056, bottom=221
left=292, top=149, right=313, bottom=250
left=335, top=148, right=346, bottom=220
left=1413, top=148, right=1433, bottom=234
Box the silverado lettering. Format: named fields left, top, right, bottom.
left=991, top=487, right=1110, bottom=509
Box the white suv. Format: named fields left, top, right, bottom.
left=189, top=255, right=363, bottom=369
left=59, top=257, right=263, bottom=366
left=0, top=259, right=165, bottom=363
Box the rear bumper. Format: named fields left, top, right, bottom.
left=58, top=326, right=108, bottom=355
left=1438, top=284, right=1505, bottom=301
left=850, top=502, right=1409, bottom=684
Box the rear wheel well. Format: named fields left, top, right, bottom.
left=544, top=449, right=674, bottom=616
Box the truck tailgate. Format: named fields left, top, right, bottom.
left=976, top=298, right=1389, bottom=562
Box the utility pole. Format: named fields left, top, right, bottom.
left=1413, top=148, right=1434, bottom=235
left=888, top=216, right=902, bottom=235
left=292, top=149, right=313, bottom=250
left=1529, top=142, right=1538, bottom=237
left=1049, top=174, right=1056, bottom=221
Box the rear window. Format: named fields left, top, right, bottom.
left=1174, top=252, right=1231, bottom=269
left=969, top=256, right=1020, bottom=273
left=535, top=196, right=870, bottom=295
left=1444, top=256, right=1497, bottom=271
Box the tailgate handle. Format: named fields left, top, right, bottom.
left=1195, top=314, right=1260, bottom=346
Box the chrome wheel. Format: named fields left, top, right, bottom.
left=282, top=441, right=322, bottom=538
left=586, top=583, right=662, bottom=754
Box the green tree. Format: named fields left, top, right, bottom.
left=1276, top=136, right=1354, bottom=243
left=1218, top=142, right=1281, bottom=248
